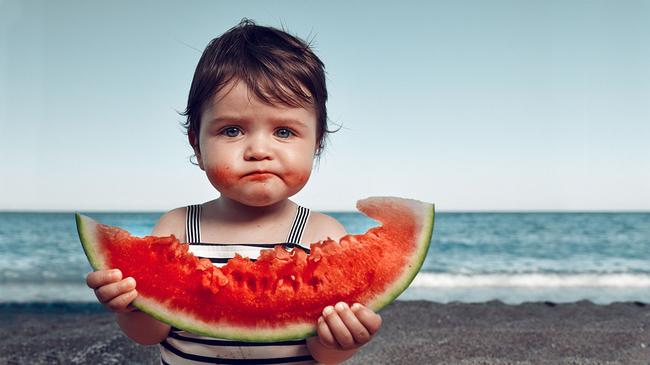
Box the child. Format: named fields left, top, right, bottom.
left=85, top=19, right=382, bottom=364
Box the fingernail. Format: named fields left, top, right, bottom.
left=323, top=306, right=334, bottom=316
left=318, top=316, right=324, bottom=324
left=335, top=302, right=348, bottom=311
left=127, top=277, right=136, bottom=286
left=351, top=303, right=361, bottom=311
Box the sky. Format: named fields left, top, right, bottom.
left=1, top=0, right=649, bottom=212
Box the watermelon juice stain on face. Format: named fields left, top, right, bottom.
left=196, top=80, right=318, bottom=207
left=213, top=165, right=238, bottom=187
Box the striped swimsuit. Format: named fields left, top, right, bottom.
left=159, top=204, right=317, bottom=365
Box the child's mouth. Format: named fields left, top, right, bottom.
left=243, top=172, right=275, bottom=181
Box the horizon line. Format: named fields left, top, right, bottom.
left=2, top=209, right=649, bottom=214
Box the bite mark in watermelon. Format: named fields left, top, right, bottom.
left=76, top=196, right=434, bottom=341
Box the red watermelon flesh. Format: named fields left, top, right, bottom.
left=76, top=196, right=434, bottom=341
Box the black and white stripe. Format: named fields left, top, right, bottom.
left=161, top=204, right=315, bottom=364
left=160, top=336, right=315, bottom=364
left=285, top=206, right=310, bottom=245
left=185, top=204, right=202, bottom=243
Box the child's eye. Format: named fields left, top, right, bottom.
left=275, top=128, right=294, bottom=139
left=220, top=127, right=242, bottom=137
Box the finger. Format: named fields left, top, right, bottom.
left=351, top=303, right=382, bottom=335
left=335, top=302, right=371, bottom=345
left=106, top=289, right=138, bottom=313
left=94, top=277, right=136, bottom=304
left=316, top=316, right=337, bottom=349
left=86, top=269, right=122, bottom=289
left=125, top=302, right=140, bottom=312
left=322, top=304, right=355, bottom=350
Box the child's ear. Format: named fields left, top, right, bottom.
left=188, top=130, right=205, bottom=170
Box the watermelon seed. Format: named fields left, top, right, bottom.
left=246, top=278, right=257, bottom=292
left=308, top=277, right=321, bottom=289
left=232, top=272, right=243, bottom=286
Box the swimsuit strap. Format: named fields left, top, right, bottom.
left=285, top=205, right=311, bottom=244
left=185, top=204, right=310, bottom=246
left=185, top=204, right=202, bottom=244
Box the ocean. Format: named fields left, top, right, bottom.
left=1, top=211, right=648, bottom=304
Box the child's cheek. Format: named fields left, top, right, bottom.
left=210, top=165, right=238, bottom=188
left=284, top=170, right=311, bottom=190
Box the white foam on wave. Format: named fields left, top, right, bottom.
left=410, top=272, right=650, bottom=288
left=0, top=283, right=95, bottom=303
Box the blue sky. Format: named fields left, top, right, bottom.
left=1, top=0, right=648, bottom=211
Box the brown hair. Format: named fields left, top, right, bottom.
left=181, top=19, right=334, bottom=163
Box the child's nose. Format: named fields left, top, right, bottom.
left=243, top=134, right=272, bottom=161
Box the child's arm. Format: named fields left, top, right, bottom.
left=306, top=302, right=382, bottom=364
left=115, top=304, right=171, bottom=345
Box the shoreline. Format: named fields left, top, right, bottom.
left=1, top=300, right=648, bottom=364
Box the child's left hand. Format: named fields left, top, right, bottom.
left=316, top=302, right=382, bottom=350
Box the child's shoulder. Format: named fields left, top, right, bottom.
left=151, top=206, right=187, bottom=240
left=303, top=211, right=347, bottom=243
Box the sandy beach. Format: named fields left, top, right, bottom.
left=1, top=300, right=648, bottom=364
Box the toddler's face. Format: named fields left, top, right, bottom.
left=193, top=80, right=318, bottom=207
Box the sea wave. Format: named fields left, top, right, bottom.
left=409, top=272, right=650, bottom=288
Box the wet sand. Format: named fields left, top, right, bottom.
left=1, top=301, right=648, bottom=364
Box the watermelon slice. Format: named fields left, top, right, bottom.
left=76, top=196, right=434, bottom=341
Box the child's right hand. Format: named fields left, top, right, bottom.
left=86, top=269, right=138, bottom=313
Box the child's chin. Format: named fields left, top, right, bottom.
left=235, top=193, right=287, bottom=207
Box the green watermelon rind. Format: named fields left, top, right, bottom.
left=363, top=199, right=435, bottom=312
left=76, top=213, right=107, bottom=270
left=75, top=197, right=435, bottom=342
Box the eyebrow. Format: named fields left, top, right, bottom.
left=205, top=117, right=241, bottom=126
left=207, top=116, right=309, bottom=128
